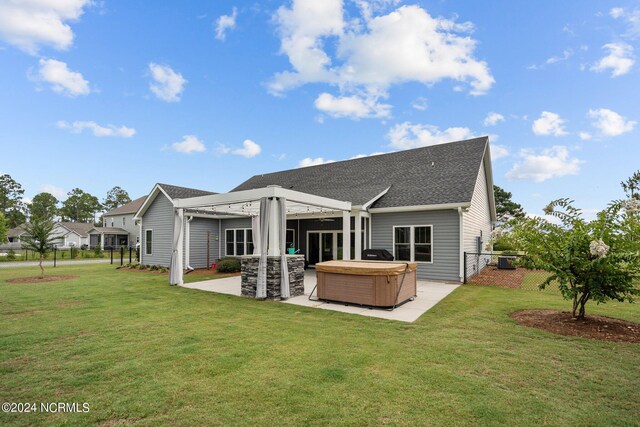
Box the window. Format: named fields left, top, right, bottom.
left=122, top=217, right=126, bottom=227
left=111, top=218, right=114, bottom=227
left=226, top=228, right=254, bottom=256
left=145, top=230, right=153, bottom=255
left=393, top=225, right=432, bottom=262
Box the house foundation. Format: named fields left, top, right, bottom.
left=240, top=255, right=305, bottom=300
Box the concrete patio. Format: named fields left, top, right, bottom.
left=180, top=270, right=459, bottom=322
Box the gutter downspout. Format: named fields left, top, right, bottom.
left=458, top=207, right=464, bottom=282
left=218, top=220, right=221, bottom=260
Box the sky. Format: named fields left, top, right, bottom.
left=0, top=0, right=638, bottom=219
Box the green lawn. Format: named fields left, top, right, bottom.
left=1, top=264, right=638, bottom=426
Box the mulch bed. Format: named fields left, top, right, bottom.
left=467, top=265, right=528, bottom=288
left=6, top=275, right=78, bottom=284
left=511, top=309, right=640, bottom=343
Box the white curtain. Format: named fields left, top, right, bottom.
left=251, top=215, right=261, bottom=256
left=256, top=197, right=270, bottom=298
left=169, top=208, right=183, bottom=286
left=279, top=197, right=290, bottom=298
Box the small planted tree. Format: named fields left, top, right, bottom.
left=505, top=198, right=640, bottom=320
left=21, top=217, right=57, bottom=279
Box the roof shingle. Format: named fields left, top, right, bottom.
left=232, top=137, right=488, bottom=208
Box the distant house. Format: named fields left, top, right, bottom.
left=6, top=224, right=27, bottom=244
left=89, top=196, right=147, bottom=249
left=51, top=222, right=93, bottom=248
left=135, top=137, right=496, bottom=282
left=5, top=222, right=92, bottom=249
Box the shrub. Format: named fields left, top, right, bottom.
left=94, top=246, right=103, bottom=257
left=149, top=265, right=159, bottom=271
left=217, top=257, right=241, bottom=273
left=139, top=264, right=148, bottom=270
left=6, top=249, right=16, bottom=260
left=505, top=198, right=640, bottom=319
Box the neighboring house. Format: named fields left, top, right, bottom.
left=6, top=224, right=27, bottom=244
left=51, top=222, right=93, bottom=248
left=94, top=196, right=147, bottom=249
left=135, top=137, right=496, bottom=282
left=5, top=222, right=92, bottom=248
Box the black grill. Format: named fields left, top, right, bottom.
left=362, top=249, right=394, bottom=261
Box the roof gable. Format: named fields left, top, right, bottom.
left=232, top=137, right=489, bottom=208
left=135, top=183, right=217, bottom=219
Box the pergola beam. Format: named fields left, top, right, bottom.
left=173, top=186, right=351, bottom=213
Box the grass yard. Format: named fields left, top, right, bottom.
left=1, top=264, right=639, bottom=426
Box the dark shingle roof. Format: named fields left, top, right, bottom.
left=88, top=227, right=128, bottom=234
left=58, top=222, right=94, bottom=237
left=231, top=137, right=488, bottom=208
left=7, top=224, right=27, bottom=238
left=104, top=196, right=146, bottom=216
left=158, top=183, right=217, bottom=200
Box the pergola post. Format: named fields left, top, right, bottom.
left=268, top=198, right=280, bottom=256
left=176, top=208, right=184, bottom=285
left=354, top=210, right=362, bottom=260
left=342, top=210, right=351, bottom=260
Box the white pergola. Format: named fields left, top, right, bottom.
left=169, top=186, right=352, bottom=286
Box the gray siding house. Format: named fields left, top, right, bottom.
left=135, top=137, right=496, bottom=282
left=92, top=196, right=147, bottom=248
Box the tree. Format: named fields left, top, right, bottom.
left=103, top=186, right=131, bottom=212
left=0, top=174, right=27, bottom=228
left=493, top=185, right=524, bottom=223
left=0, top=213, right=7, bottom=243
left=30, top=192, right=59, bottom=221
left=504, top=198, right=640, bottom=320
left=21, top=217, right=57, bottom=278
left=621, top=170, right=640, bottom=200
left=60, top=188, right=102, bottom=223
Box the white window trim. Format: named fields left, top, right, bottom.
left=225, top=228, right=254, bottom=256
left=392, top=225, right=433, bottom=264
left=145, top=229, right=153, bottom=255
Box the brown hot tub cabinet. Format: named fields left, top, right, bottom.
left=315, top=260, right=417, bottom=307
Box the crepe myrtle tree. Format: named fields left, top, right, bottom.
left=21, top=217, right=57, bottom=279
left=503, top=198, right=640, bottom=320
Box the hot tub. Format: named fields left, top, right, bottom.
left=315, top=260, right=417, bottom=308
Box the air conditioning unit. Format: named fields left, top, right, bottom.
left=498, top=256, right=516, bottom=270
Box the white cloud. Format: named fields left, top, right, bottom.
left=298, top=157, right=336, bottom=167
left=148, top=63, right=187, bottom=102
left=216, top=144, right=231, bottom=155
left=349, top=151, right=386, bottom=159
left=172, top=135, right=206, bottom=154
left=610, top=7, right=625, bottom=19
left=270, top=2, right=494, bottom=114
left=314, top=92, right=391, bottom=119
left=232, top=139, right=262, bottom=158
left=609, top=7, right=640, bottom=39
left=40, top=184, right=66, bottom=199
left=506, top=146, right=582, bottom=182
left=587, top=108, right=636, bottom=137
left=545, top=48, right=573, bottom=64
left=491, top=144, right=509, bottom=160
left=579, top=131, right=592, bottom=140
left=483, top=112, right=505, bottom=127
left=387, top=122, right=475, bottom=150
left=532, top=111, right=568, bottom=136
left=215, top=7, right=238, bottom=41
left=57, top=120, right=135, bottom=138
left=35, top=58, right=90, bottom=96
left=590, top=43, right=634, bottom=77
left=0, top=0, right=91, bottom=54
left=411, top=97, right=428, bottom=111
